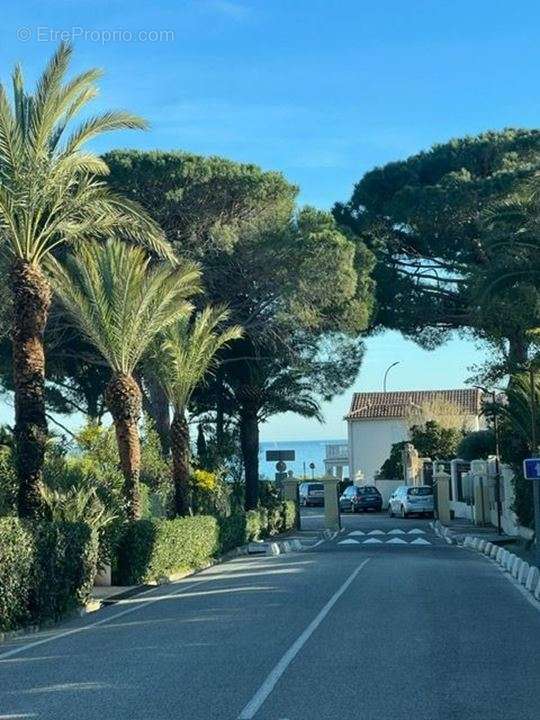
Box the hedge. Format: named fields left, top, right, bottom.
left=115, top=501, right=298, bottom=585
left=0, top=518, right=98, bottom=632
left=115, top=516, right=220, bottom=585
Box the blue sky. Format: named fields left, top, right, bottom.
left=2, top=1, right=538, bottom=440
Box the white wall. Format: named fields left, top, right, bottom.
left=348, top=412, right=482, bottom=485
left=348, top=418, right=408, bottom=483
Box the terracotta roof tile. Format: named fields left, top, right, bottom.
left=345, top=389, right=482, bottom=420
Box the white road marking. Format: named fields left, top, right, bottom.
left=411, top=538, right=431, bottom=545
left=408, top=529, right=426, bottom=534
left=362, top=538, right=383, bottom=544
left=338, top=539, right=360, bottom=545
left=311, top=530, right=339, bottom=548
left=237, top=558, right=371, bottom=719
left=386, top=538, right=407, bottom=544
left=388, top=528, right=406, bottom=535
left=367, top=529, right=385, bottom=535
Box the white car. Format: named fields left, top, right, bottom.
left=388, top=485, right=434, bottom=518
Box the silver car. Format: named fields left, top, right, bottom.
left=388, top=485, right=434, bottom=518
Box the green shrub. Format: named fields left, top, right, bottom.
left=0, top=518, right=98, bottom=632
left=114, top=500, right=300, bottom=586
left=0, top=448, right=17, bottom=516
left=245, top=507, right=267, bottom=541
left=0, top=519, right=35, bottom=631
left=267, top=505, right=283, bottom=536
left=115, top=516, right=220, bottom=585
left=32, top=522, right=98, bottom=622
left=457, top=430, right=496, bottom=461
left=282, top=500, right=297, bottom=531
left=218, top=513, right=247, bottom=553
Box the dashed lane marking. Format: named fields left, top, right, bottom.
left=237, top=559, right=372, bottom=719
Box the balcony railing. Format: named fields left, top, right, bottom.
left=325, top=444, right=348, bottom=459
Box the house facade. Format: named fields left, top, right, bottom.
left=345, top=389, right=483, bottom=484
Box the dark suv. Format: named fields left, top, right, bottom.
left=339, top=485, right=382, bottom=513
left=299, top=482, right=325, bottom=507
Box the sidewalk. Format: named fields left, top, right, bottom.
left=434, top=517, right=516, bottom=545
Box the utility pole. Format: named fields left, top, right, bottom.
left=476, top=385, right=503, bottom=534
left=492, top=394, right=502, bottom=535
left=528, top=365, right=540, bottom=566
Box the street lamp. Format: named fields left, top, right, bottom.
left=383, top=361, right=400, bottom=392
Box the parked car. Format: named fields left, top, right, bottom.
left=339, top=485, right=382, bottom=513
left=299, top=482, right=325, bottom=507
left=388, top=485, right=434, bottom=518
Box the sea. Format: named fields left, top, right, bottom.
left=259, top=439, right=347, bottom=481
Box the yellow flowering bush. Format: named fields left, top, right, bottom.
left=192, top=469, right=218, bottom=492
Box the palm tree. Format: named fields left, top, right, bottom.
left=229, top=357, right=323, bottom=510
left=48, top=240, right=200, bottom=519
left=154, top=308, right=242, bottom=516
left=0, top=43, right=173, bottom=517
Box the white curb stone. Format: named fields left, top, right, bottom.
left=464, top=536, right=472, bottom=548
left=518, top=561, right=530, bottom=585
left=511, top=556, right=522, bottom=579
left=535, top=577, right=540, bottom=601
left=496, top=547, right=505, bottom=563
left=525, top=566, right=540, bottom=592
left=504, top=553, right=515, bottom=572
left=484, top=542, right=493, bottom=555
left=489, top=544, right=498, bottom=558
left=478, top=539, right=486, bottom=552
left=471, top=537, right=479, bottom=550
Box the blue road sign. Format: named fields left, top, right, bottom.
left=523, top=458, right=540, bottom=480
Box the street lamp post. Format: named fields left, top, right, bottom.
left=383, top=361, right=400, bottom=392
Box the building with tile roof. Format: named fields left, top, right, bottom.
left=345, top=388, right=483, bottom=484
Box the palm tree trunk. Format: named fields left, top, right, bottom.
left=508, top=331, right=528, bottom=369
left=171, top=409, right=190, bottom=516
left=105, top=373, right=142, bottom=520
left=10, top=259, right=52, bottom=518
left=143, top=371, right=171, bottom=457
left=215, top=368, right=225, bottom=455
left=239, top=404, right=259, bottom=510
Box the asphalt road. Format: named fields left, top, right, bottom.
left=1, top=511, right=539, bottom=720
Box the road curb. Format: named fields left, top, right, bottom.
left=461, top=532, right=540, bottom=605
left=0, top=530, right=310, bottom=645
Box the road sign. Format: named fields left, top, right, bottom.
left=266, top=450, right=295, bottom=462
left=523, top=458, right=540, bottom=480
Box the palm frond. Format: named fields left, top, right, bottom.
left=47, top=240, right=201, bottom=375
left=153, top=306, right=243, bottom=412
left=0, top=42, right=173, bottom=265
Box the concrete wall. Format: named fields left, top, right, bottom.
left=373, top=478, right=403, bottom=508
left=450, top=460, right=534, bottom=539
